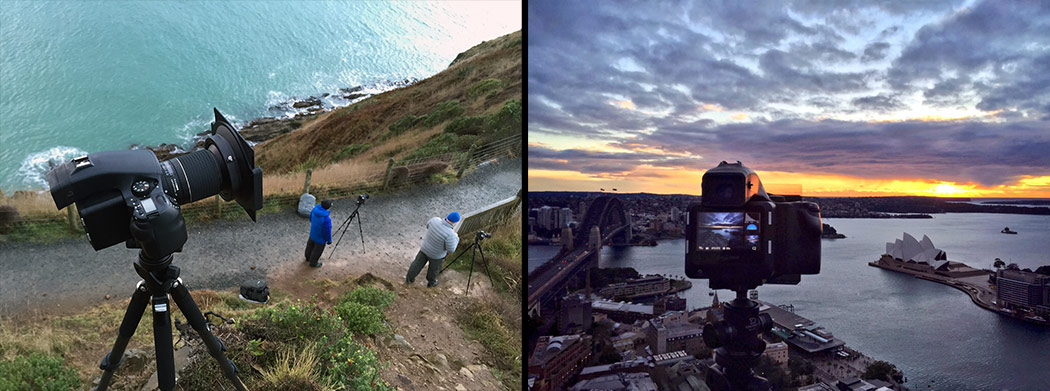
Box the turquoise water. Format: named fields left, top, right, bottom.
left=0, top=1, right=520, bottom=191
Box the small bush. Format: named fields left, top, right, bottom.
left=467, top=79, right=502, bottom=99
left=457, top=301, right=521, bottom=390
left=0, top=353, right=81, bottom=391
left=504, top=36, right=522, bottom=48
left=421, top=101, right=464, bottom=128
left=260, top=344, right=331, bottom=390
left=334, top=301, right=385, bottom=336
left=445, top=116, right=487, bottom=135
left=334, top=144, right=370, bottom=161
left=400, top=134, right=460, bottom=162
left=388, top=115, right=420, bottom=134
left=340, top=287, right=395, bottom=309
left=240, top=301, right=342, bottom=343
left=485, top=99, right=522, bottom=135
left=322, top=334, right=392, bottom=391
left=455, top=65, right=474, bottom=79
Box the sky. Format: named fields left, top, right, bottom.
left=527, top=0, right=1050, bottom=197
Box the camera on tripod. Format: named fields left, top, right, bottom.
left=47, top=108, right=262, bottom=258
left=356, top=194, right=369, bottom=204
left=685, top=161, right=822, bottom=291
left=476, top=230, right=492, bottom=241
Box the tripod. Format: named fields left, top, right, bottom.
left=329, top=197, right=366, bottom=260
left=702, top=289, right=773, bottom=391
left=95, top=252, right=246, bottom=391
left=440, top=231, right=494, bottom=295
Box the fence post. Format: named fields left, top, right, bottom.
left=303, top=168, right=313, bottom=194
left=215, top=194, right=222, bottom=218
left=382, top=158, right=395, bottom=191
left=66, top=205, right=78, bottom=232
left=457, top=144, right=478, bottom=179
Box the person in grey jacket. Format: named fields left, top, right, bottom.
left=406, top=212, right=460, bottom=287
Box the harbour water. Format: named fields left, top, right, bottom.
left=529, top=213, right=1050, bottom=390
left=0, top=1, right=520, bottom=191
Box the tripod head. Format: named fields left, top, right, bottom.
left=702, top=289, right=774, bottom=391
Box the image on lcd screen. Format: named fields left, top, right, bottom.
left=696, top=212, right=745, bottom=250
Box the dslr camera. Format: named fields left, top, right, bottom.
left=46, top=109, right=262, bottom=258
left=356, top=194, right=369, bottom=204
left=685, top=161, right=821, bottom=290
left=476, top=230, right=492, bottom=241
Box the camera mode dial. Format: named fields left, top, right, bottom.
left=131, top=180, right=153, bottom=198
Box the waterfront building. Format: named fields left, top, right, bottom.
left=592, top=299, right=655, bottom=323
left=996, top=269, right=1050, bottom=316
left=647, top=311, right=705, bottom=355
left=569, top=372, right=659, bottom=391
left=762, top=341, right=789, bottom=367
left=598, top=276, right=672, bottom=300
left=879, top=233, right=986, bottom=278
left=759, top=301, right=845, bottom=355
left=529, top=334, right=593, bottom=391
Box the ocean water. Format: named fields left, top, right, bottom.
left=0, top=1, right=520, bottom=191
left=529, top=213, right=1050, bottom=390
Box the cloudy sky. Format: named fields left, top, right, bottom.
left=528, top=0, right=1050, bottom=197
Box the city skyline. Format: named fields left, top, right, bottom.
left=528, top=1, right=1050, bottom=197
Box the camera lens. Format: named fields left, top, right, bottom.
left=162, top=149, right=223, bottom=204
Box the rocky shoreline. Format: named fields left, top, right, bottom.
left=132, top=78, right=418, bottom=161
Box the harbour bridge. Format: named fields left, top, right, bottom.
left=527, top=196, right=632, bottom=318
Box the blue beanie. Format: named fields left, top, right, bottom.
left=446, top=212, right=461, bottom=223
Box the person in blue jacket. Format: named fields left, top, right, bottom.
left=305, top=199, right=333, bottom=267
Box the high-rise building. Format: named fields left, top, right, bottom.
left=670, top=206, right=680, bottom=223
left=561, top=207, right=573, bottom=228
left=538, top=206, right=554, bottom=230
left=529, top=335, right=592, bottom=391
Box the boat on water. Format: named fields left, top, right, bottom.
left=1001, top=227, right=1018, bottom=234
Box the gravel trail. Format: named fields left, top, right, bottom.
left=0, top=158, right=521, bottom=317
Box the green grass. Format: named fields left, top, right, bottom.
left=420, top=100, right=464, bottom=128
left=0, top=353, right=81, bottom=391
left=2, top=219, right=80, bottom=243
left=457, top=301, right=521, bottom=390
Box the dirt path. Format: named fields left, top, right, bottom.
left=0, top=158, right=521, bottom=318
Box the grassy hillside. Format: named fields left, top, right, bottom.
left=256, top=30, right=522, bottom=174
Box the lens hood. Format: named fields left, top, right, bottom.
left=203, top=108, right=263, bottom=221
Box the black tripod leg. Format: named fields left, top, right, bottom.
left=477, top=244, right=495, bottom=288
left=169, top=281, right=247, bottom=391
left=95, top=283, right=150, bottom=391
left=151, top=294, right=176, bottom=391
left=466, top=245, right=477, bottom=296
left=356, top=211, right=365, bottom=249
left=440, top=243, right=472, bottom=273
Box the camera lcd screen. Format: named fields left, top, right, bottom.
left=696, top=212, right=761, bottom=251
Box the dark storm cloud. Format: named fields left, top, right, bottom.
left=529, top=0, right=1050, bottom=186
left=625, top=119, right=1050, bottom=186
left=861, top=42, right=890, bottom=62
left=852, top=93, right=904, bottom=112
left=888, top=1, right=1050, bottom=117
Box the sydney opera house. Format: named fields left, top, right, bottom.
left=877, top=233, right=986, bottom=278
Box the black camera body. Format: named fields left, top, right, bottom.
left=685, top=161, right=822, bottom=290
left=357, top=194, right=369, bottom=204
left=46, top=109, right=262, bottom=258
left=476, top=230, right=492, bottom=241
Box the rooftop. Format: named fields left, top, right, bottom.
left=593, top=299, right=653, bottom=315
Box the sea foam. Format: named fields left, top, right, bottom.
left=18, top=146, right=89, bottom=190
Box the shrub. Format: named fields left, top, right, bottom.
left=322, top=334, right=392, bottom=391
left=455, top=65, right=474, bottom=79
left=340, top=287, right=395, bottom=309
left=388, top=115, right=420, bottom=134
left=0, top=205, right=20, bottom=234
left=0, top=353, right=81, bottom=391
left=421, top=101, right=464, bottom=128
left=485, top=99, right=522, bottom=135
left=334, top=144, right=370, bottom=161
left=400, top=134, right=460, bottom=162
left=445, top=116, right=487, bottom=135
left=260, top=344, right=331, bottom=391
left=334, top=301, right=385, bottom=336
left=240, top=301, right=342, bottom=343
left=467, top=79, right=502, bottom=99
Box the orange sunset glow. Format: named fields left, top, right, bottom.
left=528, top=165, right=1050, bottom=198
